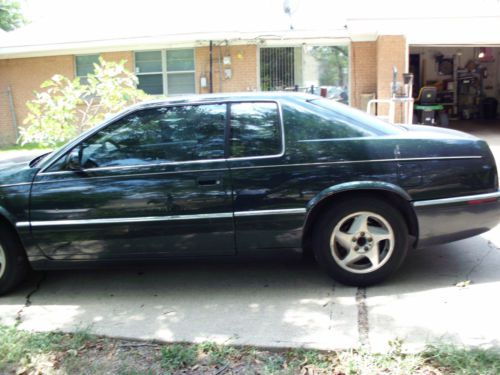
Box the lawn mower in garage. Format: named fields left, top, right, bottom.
left=414, top=86, right=449, bottom=127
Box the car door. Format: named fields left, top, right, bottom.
left=29, top=103, right=235, bottom=260
left=226, top=101, right=305, bottom=253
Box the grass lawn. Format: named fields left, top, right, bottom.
left=1, top=325, right=500, bottom=374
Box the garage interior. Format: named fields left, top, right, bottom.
left=409, top=45, right=500, bottom=132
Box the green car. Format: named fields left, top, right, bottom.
left=0, top=92, right=499, bottom=294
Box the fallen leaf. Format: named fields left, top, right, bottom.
left=455, top=280, right=471, bottom=288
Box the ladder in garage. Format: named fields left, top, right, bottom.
left=366, top=68, right=414, bottom=125
left=366, top=97, right=414, bottom=125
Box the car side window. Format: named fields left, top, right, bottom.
left=283, top=101, right=372, bottom=142
left=50, top=104, right=226, bottom=171
left=229, top=102, right=282, bottom=158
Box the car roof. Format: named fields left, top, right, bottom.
left=134, top=91, right=317, bottom=109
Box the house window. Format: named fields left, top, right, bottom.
left=135, top=49, right=196, bottom=96
left=75, top=54, right=100, bottom=84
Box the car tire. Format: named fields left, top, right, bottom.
left=312, top=197, right=409, bottom=286
left=0, top=225, right=28, bottom=295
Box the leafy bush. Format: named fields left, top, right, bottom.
left=20, top=58, right=149, bottom=147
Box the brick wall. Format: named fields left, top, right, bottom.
left=101, top=51, right=134, bottom=72
left=350, top=41, right=377, bottom=110
left=376, top=35, right=407, bottom=117
left=0, top=55, right=75, bottom=145
left=377, top=35, right=407, bottom=99
left=195, top=44, right=258, bottom=94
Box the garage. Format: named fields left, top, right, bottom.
left=409, top=45, right=500, bottom=131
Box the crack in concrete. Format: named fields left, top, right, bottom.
left=465, top=244, right=494, bottom=281
left=487, top=240, right=500, bottom=251
left=15, top=272, right=46, bottom=326
left=356, top=286, right=370, bottom=351
left=328, top=284, right=335, bottom=331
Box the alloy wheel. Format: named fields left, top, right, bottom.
left=329, top=211, right=395, bottom=274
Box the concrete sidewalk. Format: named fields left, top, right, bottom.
left=1, top=226, right=499, bottom=352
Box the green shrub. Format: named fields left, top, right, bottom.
left=20, top=58, right=149, bottom=147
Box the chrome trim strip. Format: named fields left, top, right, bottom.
left=0, top=182, right=32, bottom=188
left=16, top=212, right=234, bottom=228
left=35, top=156, right=483, bottom=180
left=234, top=208, right=306, bottom=217
left=38, top=166, right=228, bottom=178
left=15, top=221, right=31, bottom=228
left=230, top=156, right=482, bottom=170
left=16, top=207, right=306, bottom=228
left=413, top=190, right=500, bottom=207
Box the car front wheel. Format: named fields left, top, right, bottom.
left=313, top=198, right=409, bottom=286
left=0, top=226, right=28, bottom=295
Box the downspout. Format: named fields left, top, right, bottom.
left=209, top=41, right=213, bottom=93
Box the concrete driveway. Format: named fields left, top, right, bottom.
left=1, top=127, right=500, bottom=353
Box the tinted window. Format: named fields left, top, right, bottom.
left=283, top=100, right=372, bottom=142
left=230, top=102, right=281, bottom=158
left=56, top=104, right=226, bottom=170
left=308, top=99, right=401, bottom=136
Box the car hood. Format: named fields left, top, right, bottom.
left=0, top=161, right=38, bottom=187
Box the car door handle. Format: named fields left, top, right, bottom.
left=197, top=176, right=221, bottom=186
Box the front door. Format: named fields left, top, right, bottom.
left=29, top=103, right=234, bottom=260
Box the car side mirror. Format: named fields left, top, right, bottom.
left=65, top=147, right=83, bottom=171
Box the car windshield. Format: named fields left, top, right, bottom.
left=308, top=98, right=404, bottom=136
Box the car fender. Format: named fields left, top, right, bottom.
left=0, top=205, right=16, bottom=227
left=306, top=181, right=412, bottom=212
left=303, top=181, right=419, bottom=245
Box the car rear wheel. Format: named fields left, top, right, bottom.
left=313, top=198, right=409, bottom=286
left=0, top=226, right=28, bottom=295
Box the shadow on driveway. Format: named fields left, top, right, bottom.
left=2, top=232, right=500, bottom=351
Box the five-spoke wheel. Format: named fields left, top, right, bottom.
left=313, top=197, right=409, bottom=286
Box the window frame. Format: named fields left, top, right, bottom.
left=227, top=100, right=285, bottom=161
left=134, top=49, right=196, bottom=96
left=39, top=99, right=285, bottom=175
left=74, top=54, right=100, bottom=83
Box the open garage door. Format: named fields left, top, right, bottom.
left=409, top=45, right=500, bottom=131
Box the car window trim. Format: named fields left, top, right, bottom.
left=227, top=100, right=285, bottom=160
left=39, top=99, right=285, bottom=175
